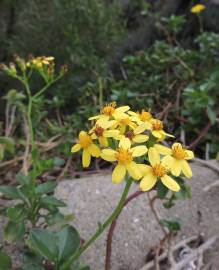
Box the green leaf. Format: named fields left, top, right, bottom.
left=0, top=136, right=15, bottom=154
left=41, top=196, right=66, bottom=207
left=35, top=182, right=57, bottom=194
left=0, top=186, right=20, bottom=199
left=16, top=172, right=32, bottom=185
left=160, top=219, right=181, bottom=231
left=207, top=107, right=216, bottom=124
left=156, top=181, right=168, bottom=199
left=53, top=157, right=65, bottom=167
left=29, top=228, right=58, bottom=262
left=0, top=250, right=12, bottom=270
left=175, top=184, right=192, bottom=200
left=4, top=221, right=25, bottom=243
left=57, top=225, right=80, bottom=265
left=7, top=204, right=27, bottom=222
left=22, top=251, right=45, bottom=270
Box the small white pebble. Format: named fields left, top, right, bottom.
left=133, top=218, right=139, bottom=223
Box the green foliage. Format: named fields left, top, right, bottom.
left=106, top=30, right=219, bottom=157
left=0, top=250, right=12, bottom=270
left=160, top=219, right=181, bottom=232
left=29, top=225, right=81, bottom=269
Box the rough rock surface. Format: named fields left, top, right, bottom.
left=55, top=161, right=219, bottom=270
left=1, top=161, right=219, bottom=270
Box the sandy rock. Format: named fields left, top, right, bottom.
left=55, top=161, right=219, bottom=270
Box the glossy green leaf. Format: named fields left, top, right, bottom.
left=57, top=225, right=80, bottom=264
left=41, top=196, right=66, bottom=207
left=7, top=204, right=27, bottom=222
left=4, top=221, right=25, bottom=243
left=29, top=228, right=58, bottom=262
left=35, top=182, right=57, bottom=194
left=16, top=172, right=32, bottom=185
left=0, top=186, right=20, bottom=199
left=160, top=219, right=181, bottom=231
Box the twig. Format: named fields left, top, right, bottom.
left=167, top=232, right=176, bottom=268
left=188, top=121, right=211, bottom=150
left=147, top=193, right=168, bottom=236
left=203, top=180, right=219, bottom=192
left=193, top=158, right=219, bottom=175
left=22, top=113, right=30, bottom=174
left=57, top=156, right=72, bottom=181
left=170, top=235, right=219, bottom=270
left=157, top=102, right=172, bottom=120
left=105, top=191, right=144, bottom=270
left=139, top=236, right=200, bottom=270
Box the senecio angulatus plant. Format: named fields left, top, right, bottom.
left=65, top=102, right=194, bottom=269
left=0, top=57, right=194, bottom=269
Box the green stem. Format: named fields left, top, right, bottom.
left=33, top=74, right=63, bottom=99
left=60, top=178, right=133, bottom=270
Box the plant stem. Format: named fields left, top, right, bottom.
left=60, top=178, right=133, bottom=270
left=33, top=74, right=63, bottom=99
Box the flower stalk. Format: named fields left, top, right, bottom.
left=61, top=177, right=133, bottom=270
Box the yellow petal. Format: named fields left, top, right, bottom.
left=128, top=111, right=138, bottom=116
left=162, top=155, right=174, bottom=169
left=148, top=147, right=160, bottom=166
left=171, top=159, right=182, bottom=176
left=132, top=145, right=148, bottom=157
left=102, top=149, right=117, bottom=156
left=133, top=134, right=149, bottom=143
left=154, top=144, right=172, bottom=155
left=137, top=164, right=152, bottom=175
left=98, top=136, right=108, bottom=147
left=79, top=131, right=87, bottom=138
left=185, top=150, right=194, bottom=160
left=113, top=112, right=128, bottom=119
left=112, top=164, right=126, bottom=184
left=71, top=144, right=81, bottom=153
left=152, top=130, right=162, bottom=139
left=134, top=123, right=147, bottom=134
left=164, top=132, right=175, bottom=138
left=126, top=161, right=142, bottom=180
left=115, top=106, right=130, bottom=113
left=181, top=160, right=193, bottom=178
left=88, top=115, right=100, bottom=120
left=140, top=174, right=157, bottom=191
left=82, top=150, right=91, bottom=168
left=99, top=120, right=116, bottom=129
left=101, top=152, right=116, bottom=162
left=172, top=142, right=182, bottom=149
left=161, top=175, right=180, bottom=192
left=103, top=130, right=119, bottom=137
left=87, top=144, right=100, bottom=157
left=119, top=137, right=131, bottom=149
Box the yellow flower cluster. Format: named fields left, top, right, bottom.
left=71, top=103, right=194, bottom=192
left=27, top=56, right=55, bottom=68
left=191, top=4, right=205, bottom=13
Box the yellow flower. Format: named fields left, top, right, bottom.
left=162, top=143, right=194, bottom=178
left=139, top=148, right=180, bottom=192
left=108, top=115, right=138, bottom=136
left=150, top=119, right=174, bottom=140
left=89, top=121, right=119, bottom=147
left=27, top=56, right=54, bottom=68
left=89, top=102, right=130, bottom=123
left=100, top=138, right=148, bottom=184
left=191, top=4, right=205, bottom=13
left=115, top=123, right=149, bottom=144
left=128, top=110, right=153, bottom=128
left=71, top=131, right=100, bottom=167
